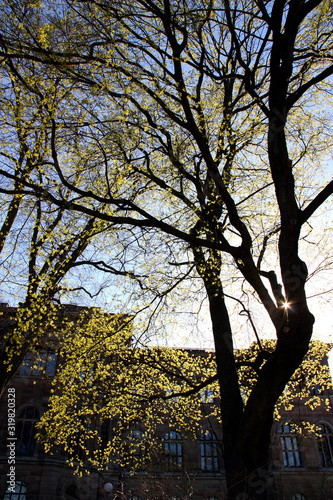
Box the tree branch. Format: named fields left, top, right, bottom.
left=300, top=179, right=333, bottom=223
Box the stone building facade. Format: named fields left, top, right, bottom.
left=0, top=303, right=333, bottom=499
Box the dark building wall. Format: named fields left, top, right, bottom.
left=1, top=304, right=333, bottom=499
left=2, top=365, right=333, bottom=500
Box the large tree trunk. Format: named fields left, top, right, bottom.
left=203, top=245, right=314, bottom=499
left=220, top=315, right=314, bottom=499
left=208, top=287, right=245, bottom=499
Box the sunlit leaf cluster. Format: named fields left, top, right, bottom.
left=36, top=310, right=331, bottom=473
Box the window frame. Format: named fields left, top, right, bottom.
left=200, top=429, right=219, bottom=472
left=19, top=350, right=57, bottom=377
left=200, top=388, right=214, bottom=404
left=164, top=430, right=183, bottom=471
left=309, top=385, right=323, bottom=396
left=127, top=429, right=144, bottom=469
left=3, top=480, right=27, bottom=499
left=316, top=422, right=333, bottom=468
left=15, top=407, right=40, bottom=457
left=278, top=422, right=302, bottom=468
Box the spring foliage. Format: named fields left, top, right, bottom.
left=37, top=308, right=332, bottom=472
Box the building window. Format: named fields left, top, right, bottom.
left=164, top=431, right=182, bottom=471
left=163, top=431, right=183, bottom=471
left=291, top=494, right=306, bottom=500
left=278, top=422, right=301, bottom=467
left=200, top=430, right=218, bottom=471
left=317, top=423, right=333, bottom=467
left=16, top=407, right=40, bottom=457
left=19, top=351, right=57, bottom=377
left=3, top=481, right=27, bottom=499
left=309, top=385, right=323, bottom=395
left=200, top=388, right=214, bottom=403
left=128, top=429, right=144, bottom=468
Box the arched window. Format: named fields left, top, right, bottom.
left=278, top=422, right=301, bottom=467
left=291, top=494, right=306, bottom=500
left=3, top=481, right=27, bottom=500
left=317, top=423, right=333, bottom=467
left=200, top=430, right=218, bottom=471
left=164, top=431, right=182, bottom=471
left=16, top=407, right=40, bottom=457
